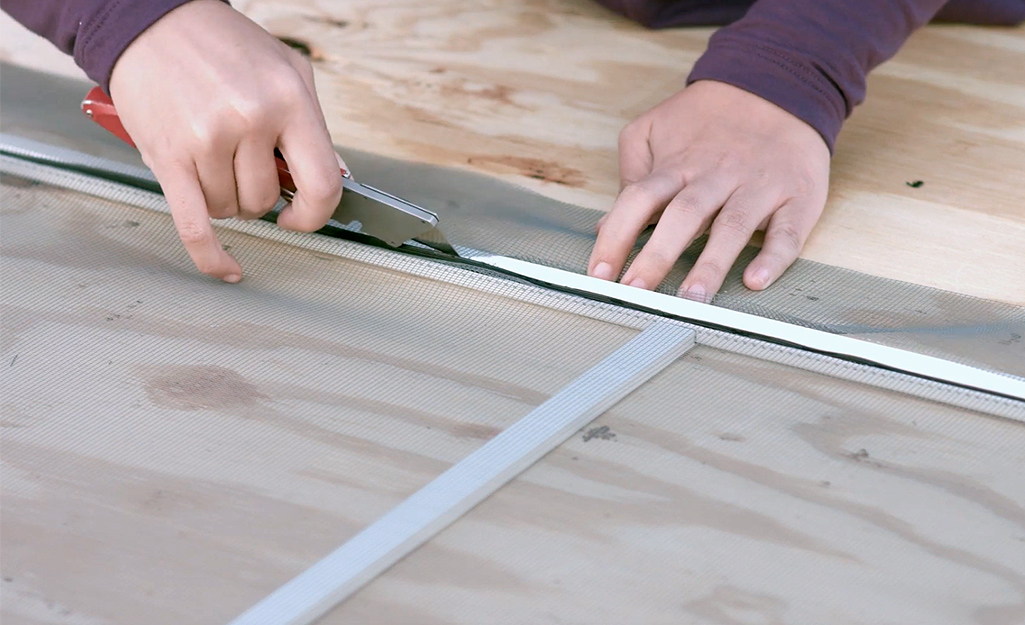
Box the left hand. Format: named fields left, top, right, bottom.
left=587, top=80, right=831, bottom=301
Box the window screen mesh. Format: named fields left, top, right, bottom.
left=340, top=148, right=1025, bottom=379
left=330, top=345, right=1025, bottom=625
left=2, top=62, right=1021, bottom=379
left=2, top=63, right=1023, bottom=625
left=0, top=175, right=641, bottom=624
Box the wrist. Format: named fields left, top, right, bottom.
left=688, top=42, right=843, bottom=153
left=101, top=0, right=229, bottom=94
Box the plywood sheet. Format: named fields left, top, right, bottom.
left=333, top=346, right=1025, bottom=624
left=2, top=5, right=1022, bottom=301
left=2, top=172, right=1022, bottom=625
left=0, top=177, right=638, bottom=624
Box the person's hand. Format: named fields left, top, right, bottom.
left=109, top=0, right=344, bottom=282
left=588, top=80, right=830, bottom=301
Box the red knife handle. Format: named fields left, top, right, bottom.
left=80, top=86, right=347, bottom=195
left=81, top=86, right=136, bottom=147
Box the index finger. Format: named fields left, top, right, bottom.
left=154, top=160, right=242, bottom=282
left=274, top=100, right=343, bottom=233
left=588, top=172, right=680, bottom=282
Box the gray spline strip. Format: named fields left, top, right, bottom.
left=227, top=321, right=696, bottom=625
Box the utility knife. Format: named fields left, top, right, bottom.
left=80, top=87, right=457, bottom=256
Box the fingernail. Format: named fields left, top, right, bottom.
left=683, top=284, right=706, bottom=302
left=592, top=262, right=614, bottom=281
left=224, top=274, right=241, bottom=284
left=752, top=268, right=771, bottom=289
left=627, top=277, right=647, bottom=290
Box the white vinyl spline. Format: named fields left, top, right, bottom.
left=470, top=254, right=1025, bottom=403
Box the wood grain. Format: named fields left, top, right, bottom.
left=330, top=346, right=1025, bottom=625
left=0, top=179, right=637, bottom=624
left=1, top=176, right=1022, bottom=624
left=2, top=2, right=1022, bottom=303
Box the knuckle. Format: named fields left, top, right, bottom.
left=163, top=150, right=193, bottom=172
left=665, top=192, right=705, bottom=217
left=619, top=182, right=659, bottom=207
left=189, top=118, right=229, bottom=153
left=269, top=72, right=307, bottom=106
left=304, top=172, right=343, bottom=205
left=666, top=166, right=694, bottom=189
left=231, top=98, right=272, bottom=130
left=773, top=222, right=804, bottom=250
left=791, top=171, right=817, bottom=197
left=694, top=258, right=725, bottom=278
left=284, top=203, right=331, bottom=232
left=641, top=248, right=677, bottom=272
left=176, top=219, right=210, bottom=246
left=716, top=209, right=752, bottom=235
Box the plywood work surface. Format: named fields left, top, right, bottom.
left=0, top=177, right=639, bottom=624
left=2, top=174, right=1024, bottom=624
left=331, top=347, right=1025, bottom=625
left=2, top=1, right=1023, bottom=303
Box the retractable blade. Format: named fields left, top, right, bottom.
left=80, top=87, right=458, bottom=257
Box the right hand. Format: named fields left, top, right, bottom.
left=109, top=0, right=344, bottom=282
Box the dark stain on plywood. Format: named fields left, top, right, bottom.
left=142, top=365, right=266, bottom=412
left=276, top=36, right=324, bottom=61
left=468, top=155, right=586, bottom=186
left=582, top=425, right=616, bottom=442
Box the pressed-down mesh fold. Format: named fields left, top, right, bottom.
left=2, top=62, right=1022, bottom=377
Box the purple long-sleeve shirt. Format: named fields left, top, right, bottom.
left=600, top=0, right=1024, bottom=149
left=0, top=0, right=199, bottom=92
left=3, top=0, right=1024, bottom=151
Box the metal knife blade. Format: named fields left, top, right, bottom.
left=280, top=175, right=458, bottom=256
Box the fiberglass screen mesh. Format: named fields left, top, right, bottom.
left=2, top=63, right=1022, bottom=379
left=0, top=174, right=641, bottom=623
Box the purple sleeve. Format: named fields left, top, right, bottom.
left=599, top=0, right=1024, bottom=152
left=0, top=0, right=199, bottom=91
left=686, top=0, right=950, bottom=152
